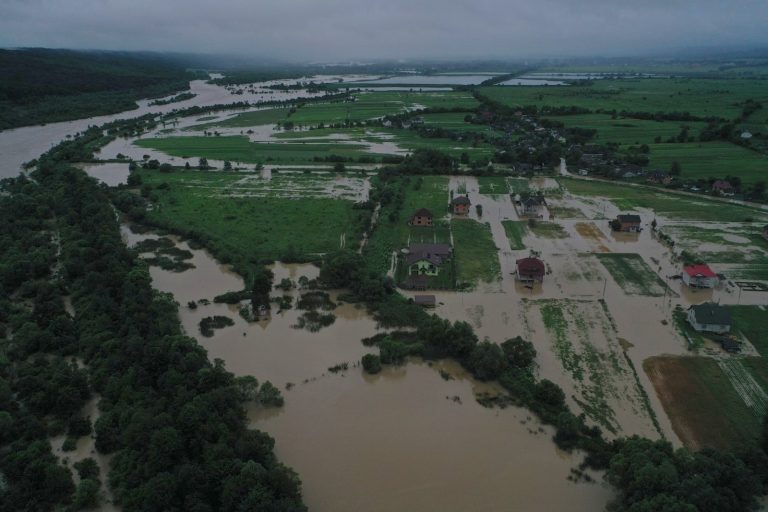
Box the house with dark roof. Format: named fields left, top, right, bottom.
left=682, top=264, right=718, bottom=288
left=687, top=303, right=731, bottom=333
left=409, top=208, right=434, bottom=227
left=406, top=243, right=452, bottom=277
left=516, top=257, right=546, bottom=283
left=611, top=214, right=641, bottom=232
left=712, top=180, right=735, bottom=196
left=451, top=195, right=471, bottom=215
left=516, top=193, right=546, bottom=217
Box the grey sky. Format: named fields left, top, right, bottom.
left=1, top=0, right=766, bottom=60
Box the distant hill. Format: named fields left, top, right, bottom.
left=0, top=48, right=195, bottom=130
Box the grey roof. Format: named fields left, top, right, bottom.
left=409, top=243, right=451, bottom=256
left=414, top=295, right=436, bottom=305
left=413, top=208, right=433, bottom=218
left=617, top=214, right=641, bottom=224
left=690, top=303, right=732, bottom=326
left=452, top=195, right=471, bottom=205
left=405, top=243, right=452, bottom=267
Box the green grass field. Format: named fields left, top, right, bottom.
left=185, top=108, right=290, bottom=131
left=647, top=141, right=768, bottom=185
left=135, top=135, right=380, bottom=164
left=480, top=78, right=768, bottom=120
left=501, top=220, right=527, bottom=250
left=136, top=169, right=368, bottom=264
left=363, top=176, right=449, bottom=275
left=289, top=91, right=479, bottom=125
left=451, top=218, right=501, bottom=287
left=477, top=176, right=510, bottom=195
left=543, top=113, right=706, bottom=146
left=729, top=306, right=768, bottom=357
left=562, top=178, right=768, bottom=222
left=596, top=253, right=668, bottom=296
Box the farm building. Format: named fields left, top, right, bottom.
left=515, top=257, right=546, bottom=283
left=712, top=180, right=734, bottom=196
left=451, top=195, right=471, bottom=215
left=406, top=243, right=452, bottom=277
left=611, top=214, right=641, bottom=232
left=682, top=264, right=718, bottom=288
left=687, top=303, right=732, bottom=334
left=414, top=295, right=436, bottom=308
left=409, top=208, right=434, bottom=227
left=647, top=171, right=672, bottom=185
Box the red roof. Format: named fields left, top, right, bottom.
left=516, top=257, right=545, bottom=275
left=684, top=264, right=716, bottom=278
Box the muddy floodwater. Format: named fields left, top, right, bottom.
left=121, top=224, right=613, bottom=512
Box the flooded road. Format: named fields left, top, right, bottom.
left=121, top=224, right=613, bottom=512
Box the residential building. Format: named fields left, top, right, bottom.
left=451, top=195, right=471, bottom=215
left=682, top=264, right=718, bottom=288
left=687, top=303, right=732, bottom=333
left=611, top=214, right=642, bottom=232
left=409, top=208, right=434, bottom=227
left=516, top=257, right=546, bottom=283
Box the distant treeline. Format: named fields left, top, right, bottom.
left=0, top=48, right=197, bottom=130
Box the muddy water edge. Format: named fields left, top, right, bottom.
left=120, top=224, right=613, bottom=511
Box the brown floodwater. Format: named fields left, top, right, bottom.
left=120, top=224, right=613, bottom=512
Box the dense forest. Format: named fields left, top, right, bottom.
left=0, top=127, right=306, bottom=510
left=0, top=49, right=195, bottom=130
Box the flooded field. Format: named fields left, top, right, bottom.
left=120, top=224, right=613, bottom=511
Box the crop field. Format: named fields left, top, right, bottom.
left=501, top=220, right=527, bottom=250
left=561, top=178, right=768, bottom=222
left=136, top=169, right=369, bottom=262
left=135, top=135, right=382, bottom=164
left=645, top=356, right=768, bottom=450
left=451, top=218, right=501, bottom=287
left=647, top=141, right=768, bottom=185
left=479, top=78, right=768, bottom=119
left=529, top=221, right=568, bottom=239
left=596, top=253, right=668, bottom=296
left=532, top=299, right=657, bottom=434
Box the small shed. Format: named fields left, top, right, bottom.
left=414, top=295, right=436, bottom=308
left=409, top=208, right=434, bottom=227
left=516, top=257, right=546, bottom=283
left=687, top=303, right=731, bottom=334
left=682, top=264, right=718, bottom=288
left=451, top=195, right=471, bottom=215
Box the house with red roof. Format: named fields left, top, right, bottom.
left=516, top=257, right=546, bottom=283
left=682, top=264, right=718, bottom=288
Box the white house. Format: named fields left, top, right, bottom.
left=687, top=303, right=732, bottom=334
left=682, top=264, right=718, bottom=288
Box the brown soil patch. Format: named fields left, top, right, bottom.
left=575, top=222, right=610, bottom=252
left=644, top=355, right=760, bottom=451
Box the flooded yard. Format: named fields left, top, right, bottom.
left=120, top=224, right=613, bottom=512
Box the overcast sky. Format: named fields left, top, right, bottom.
left=1, top=0, right=766, bottom=61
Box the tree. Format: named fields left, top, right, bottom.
left=468, top=342, right=506, bottom=380
left=362, top=354, right=382, bottom=374
left=669, top=161, right=682, bottom=176
left=333, top=162, right=346, bottom=173
left=501, top=336, right=536, bottom=368
left=223, top=161, right=232, bottom=171
left=198, top=157, right=208, bottom=169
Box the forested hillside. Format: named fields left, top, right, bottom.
left=0, top=49, right=194, bottom=129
